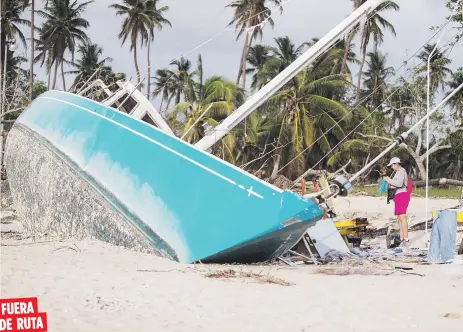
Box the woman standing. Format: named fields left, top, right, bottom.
left=382, top=157, right=411, bottom=245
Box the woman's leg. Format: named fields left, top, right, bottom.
left=399, top=214, right=408, bottom=239
left=397, top=216, right=404, bottom=240
left=394, top=192, right=410, bottom=241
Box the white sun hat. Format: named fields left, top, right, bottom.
left=387, top=157, right=401, bottom=167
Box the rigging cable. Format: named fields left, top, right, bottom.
left=289, top=30, right=462, bottom=189
left=150, top=0, right=292, bottom=99
left=279, top=21, right=458, bottom=179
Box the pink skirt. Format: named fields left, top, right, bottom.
left=393, top=192, right=410, bottom=215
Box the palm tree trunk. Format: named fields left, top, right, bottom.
left=236, top=33, right=249, bottom=85
left=355, top=26, right=368, bottom=104
left=147, top=38, right=151, bottom=98
left=47, top=63, right=51, bottom=90
left=241, top=35, right=253, bottom=89
left=52, top=61, right=59, bottom=89
left=134, top=44, right=141, bottom=84
left=29, top=0, right=35, bottom=101
left=175, top=89, right=181, bottom=104
left=340, top=0, right=358, bottom=75
left=61, top=60, right=66, bottom=91
left=340, top=29, right=356, bottom=75
left=270, top=130, right=284, bottom=180
left=0, top=32, right=5, bottom=83
left=270, top=146, right=282, bottom=180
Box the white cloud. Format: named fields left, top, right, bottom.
left=16, top=0, right=459, bottom=108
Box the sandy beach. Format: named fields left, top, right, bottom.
left=2, top=195, right=463, bottom=332
left=336, top=195, right=462, bottom=228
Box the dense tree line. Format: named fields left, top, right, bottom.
left=1, top=0, right=462, bottom=184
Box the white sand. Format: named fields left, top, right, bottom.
left=335, top=196, right=461, bottom=228
left=2, top=197, right=463, bottom=332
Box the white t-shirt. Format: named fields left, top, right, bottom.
left=385, top=167, right=408, bottom=195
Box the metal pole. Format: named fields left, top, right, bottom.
left=30, top=0, right=35, bottom=102
left=0, top=0, right=3, bottom=109
left=425, top=53, right=432, bottom=235
left=74, top=66, right=102, bottom=94
left=194, top=0, right=387, bottom=151
left=424, top=0, right=461, bottom=235
left=349, top=81, right=463, bottom=184
left=0, top=43, right=7, bottom=172
left=117, top=78, right=145, bottom=112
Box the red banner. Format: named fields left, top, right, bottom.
left=0, top=298, right=47, bottom=332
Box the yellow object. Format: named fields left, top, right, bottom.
left=431, top=210, right=463, bottom=223
left=334, top=218, right=369, bottom=246
left=334, top=219, right=359, bottom=236
left=334, top=219, right=356, bottom=228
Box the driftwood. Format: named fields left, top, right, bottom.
left=409, top=219, right=434, bottom=232
left=412, top=178, right=463, bottom=188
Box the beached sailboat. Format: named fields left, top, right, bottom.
left=6, top=86, right=326, bottom=263
left=7, top=0, right=457, bottom=264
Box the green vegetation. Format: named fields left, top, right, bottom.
left=356, top=185, right=463, bottom=199
left=2, top=0, right=463, bottom=185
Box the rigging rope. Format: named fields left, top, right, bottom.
left=280, top=22, right=459, bottom=177
left=150, top=0, right=293, bottom=97
left=289, top=30, right=462, bottom=188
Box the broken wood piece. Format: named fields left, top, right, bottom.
left=302, top=235, right=319, bottom=265
left=288, top=249, right=315, bottom=264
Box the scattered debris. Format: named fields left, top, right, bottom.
left=0, top=214, right=16, bottom=224
left=49, top=244, right=81, bottom=255
left=0, top=230, right=23, bottom=241
left=314, top=265, right=393, bottom=276
left=204, top=268, right=293, bottom=286
left=442, top=313, right=461, bottom=319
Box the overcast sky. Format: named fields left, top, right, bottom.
left=15, top=0, right=461, bottom=108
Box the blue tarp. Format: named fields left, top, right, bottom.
left=377, top=180, right=388, bottom=195
left=427, top=210, right=457, bottom=263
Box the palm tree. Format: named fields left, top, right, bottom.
left=327, top=105, right=389, bottom=174
left=361, top=51, right=395, bottom=109
left=37, top=0, right=92, bottom=89
left=5, top=51, right=28, bottom=84
left=152, top=56, right=197, bottom=109
left=145, top=0, right=171, bottom=98
left=386, top=76, right=419, bottom=130
left=432, top=130, right=463, bottom=180
left=233, top=111, right=278, bottom=170
left=227, top=0, right=282, bottom=89
left=169, top=56, right=245, bottom=161
left=33, top=24, right=56, bottom=89
left=417, top=43, right=453, bottom=93
left=340, top=0, right=359, bottom=74
left=267, top=70, right=352, bottom=179
left=355, top=0, right=399, bottom=104
left=64, top=42, right=113, bottom=90
left=256, top=36, right=308, bottom=88
left=170, top=76, right=244, bottom=143
left=18, top=0, right=39, bottom=100
left=110, top=0, right=154, bottom=85
left=1, top=0, right=30, bottom=77
left=310, top=37, right=360, bottom=77
left=245, top=44, right=271, bottom=91
left=447, top=67, right=463, bottom=121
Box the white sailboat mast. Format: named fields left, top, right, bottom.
left=194, top=0, right=387, bottom=151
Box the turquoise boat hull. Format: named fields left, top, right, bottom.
left=5, top=90, right=323, bottom=263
